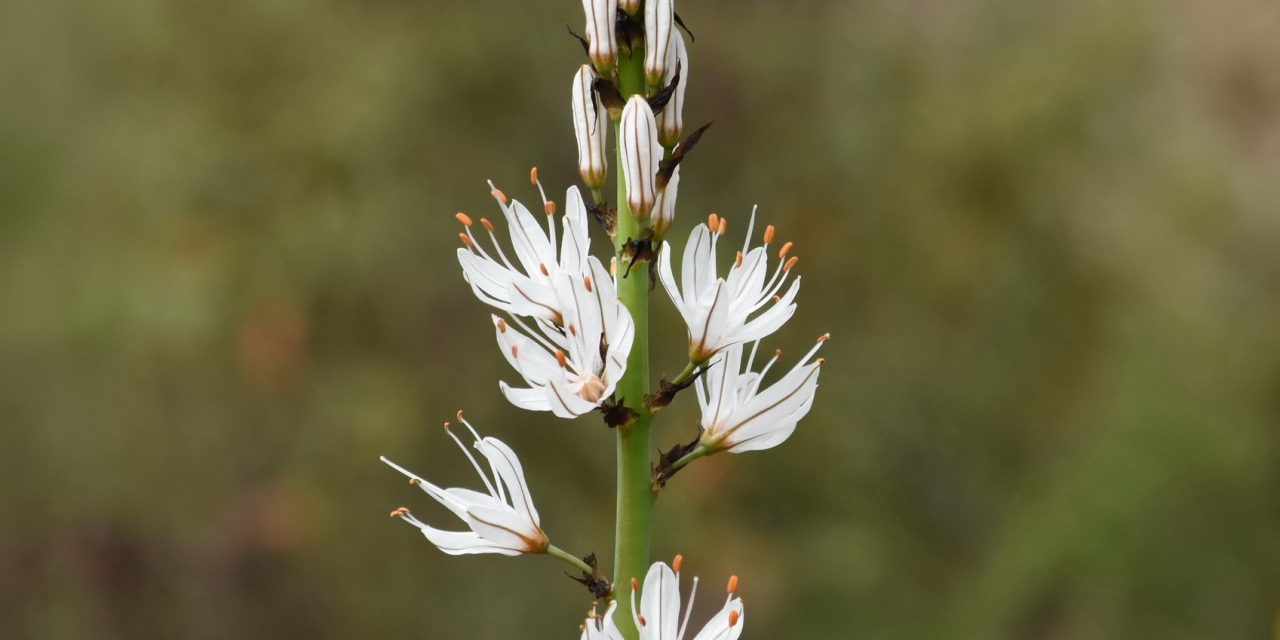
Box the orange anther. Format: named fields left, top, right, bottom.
left=511, top=345, right=519, bottom=358
left=459, top=232, right=474, bottom=248
left=480, top=217, right=495, bottom=233
left=672, top=554, right=684, bottom=572
left=497, top=318, right=508, bottom=332
left=389, top=507, right=410, bottom=517
left=539, top=263, right=550, bottom=276
left=779, top=241, right=794, bottom=259
left=442, top=421, right=451, bottom=431
left=545, top=201, right=557, bottom=215
left=815, top=357, right=826, bottom=365
left=491, top=188, right=508, bottom=205
left=717, top=218, right=727, bottom=235
left=530, top=166, right=539, bottom=185
left=555, top=350, right=568, bottom=368
left=774, top=348, right=783, bottom=358
left=637, top=615, right=647, bottom=626
left=568, top=323, right=578, bottom=337
left=455, top=212, right=473, bottom=226
left=409, top=478, right=421, bottom=485
left=818, top=333, right=830, bottom=343
left=584, top=275, right=594, bottom=292
left=707, top=213, right=719, bottom=230
left=735, top=251, right=744, bottom=267
left=763, top=224, right=776, bottom=244
left=728, top=610, right=740, bottom=626
left=727, top=575, right=739, bottom=594
left=631, top=577, right=640, bottom=590
left=784, top=256, right=799, bottom=271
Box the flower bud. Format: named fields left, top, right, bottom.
left=572, top=65, right=609, bottom=189
left=582, top=0, right=618, bottom=73
left=619, top=0, right=639, bottom=17
left=620, top=95, right=660, bottom=217
left=658, top=32, right=688, bottom=147
left=651, top=165, right=679, bottom=237
left=644, top=0, right=674, bottom=87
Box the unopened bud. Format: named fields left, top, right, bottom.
left=620, top=95, right=660, bottom=217
left=658, top=32, right=689, bottom=147
left=619, top=0, right=639, bottom=17
left=651, top=164, right=679, bottom=237
left=644, top=0, right=674, bottom=87
left=572, top=65, right=609, bottom=188
left=582, top=0, right=618, bottom=72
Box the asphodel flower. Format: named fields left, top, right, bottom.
left=582, top=0, right=618, bottom=73
left=621, top=557, right=745, bottom=640
left=493, top=258, right=635, bottom=418
left=644, top=0, right=674, bottom=87
left=651, top=164, right=679, bottom=237
left=620, top=96, right=661, bottom=217
left=572, top=65, right=609, bottom=189
left=657, top=210, right=801, bottom=362
left=580, top=601, right=625, bottom=640
left=657, top=32, right=689, bottom=148
left=455, top=174, right=591, bottom=323
left=695, top=334, right=826, bottom=454
left=381, top=416, right=547, bottom=556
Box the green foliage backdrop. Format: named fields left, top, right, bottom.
left=2, top=0, right=1278, bottom=638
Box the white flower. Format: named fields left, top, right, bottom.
left=657, top=32, right=688, bottom=148
left=626, top=558, right=745, bottom=640
left=696, top=334, right=826, bottom=454
left=572, top=65, right=609, bottom=189
left=658, top=210, right=801, bottom=362
left=456, top=175, right=592, bottom=324
left=644, top=0, right=674, bottom=87
left=583, top=0, right=618, bottom=72
left=580, top=601, right=626, bottom=640
left=620, top=96, right=661, bottom=217
left=381, top=416, right=547, bottom=556
left=651, top=164, right=679, bottom=237
left=493, top=257, right=635, bottom=418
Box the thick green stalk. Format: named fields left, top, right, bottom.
left=612, top=45, right=651, bottom=640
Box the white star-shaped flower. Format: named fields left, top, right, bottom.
left=658, top=210, right=801, bottom=363
left=696, top=334, right=827, bottom=454
left=456, top=173, right=592, bottom=324
left=577, top=558, right=745, bottom=640
left=493, top=257, right=635, bottom=418
left=381, top=415, right=547, bottom=556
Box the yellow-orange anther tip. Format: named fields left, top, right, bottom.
left=784, top=256, right=799, bottom=271
left=672, top=554, right=684, bottom=572
left=763, top=224, right=776, bottom=244
left=389, top=507, right=410, bottom=517
left=707, top=213, right=719, bottom=229
left=717, top=219, right=727, bottom=235
left=459, top=232, right=473, bottom=248
left=530, top=166, right=539, bottom=184
left=735, top=250, right=744, bottom=267
left=727, top=575, right=740, bottom=593
left=555, top=350, right=568, bottom=367
left=491, top=188, right=508, bottom=205
left=729, top=610, right=741, bottom=626
left=638, top=614, right=648, bottom=626
left=630, top=577, right=640, bottom=590
left=409, top=478, right=421, bottom=485
left=774, top=348, right=783, bottom=357
left=539, top=263, right=550, bottom=276
left=544, top=201, right=556, bottom=215
left=456, top=410, right=465, bottom=420
left=584, top=275, right=594, bottom=292
left=816, top=357, right=826, bottom=365
left=480, top=217, right=495, bottom=232
left=818, top=333, right=830, bottom=342
left=779, top=241, right=794, bottom=258
left=455, top=212, right=473, bottom=226
left=497, top=318, right=508, bottom=331
left=442, top=421, right=451, bottom=431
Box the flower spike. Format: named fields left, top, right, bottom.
left=380, top=417, right=548, bottom=556
left=606, top=559, right=744, bottom=640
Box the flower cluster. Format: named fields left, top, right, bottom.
left=380, top=0, right=829, bottom=636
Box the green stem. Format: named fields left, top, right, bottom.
left=612, top=45, right=651, bottom=640
left=546, top=543, right=595, bottom=576
left=666, top=443, right=713, bottom=477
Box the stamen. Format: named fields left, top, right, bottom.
left=816, top=357, right=826, bottom=365
left=569, top=323, right=578, bottom=337
left=490, top=188, right=508, bottom=205
left=480, top=217, right=495, bottom=233
left=637, top=615, right=647, bottom=626
left=631, top=577, right=640, bottom=590
left=584, top=275, right=594, bottom=292
left=555, top=350, right=568, bottom=368
left=389, top=507, right=410, bottom=518
left=458, top=232, right=473, bottom=248
left=672, top=554, right=684, bottom=572
left=455, top=212, right=473, bottom=226
left=818, top=333, right=830, bottom=343
left=779, top=241, right=794, bottom=258
left=727, top=575, right=739, bottom=594
left=763, top=224, right=776, bottom=244
left=530, top=166, right=539, bottom=185
left=679, top=576, right=700, bottom=639
left=610, top=258, right=618, bottom=277
left=545, top=201, right=556, bottom=215
left=729, top=610, right=741, bottom=627
left=497, top=318, right=508, bottom=332
left=539, top=263, right=550, bottom=276
left=511, top=345, right=519, bottom=358
left=717, top=218, right=727, bottom=235
left=442, top=417, right=499, bottom=497
left=784, top=256, right=799, bottom=271
left=409, top=478, right=421, bottom=486
left=707, top=212, right=719, bottom=230
left=735, top=251, right=744, bottom=267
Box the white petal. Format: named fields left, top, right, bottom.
left=419, top=526, right=522, bottom=556
left=639, top=562, right=682, bottom=640
left=689, top=598, right=744, bottom=640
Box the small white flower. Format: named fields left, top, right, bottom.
left=620, top=96, right=661, bottom=217
left=657, top=32, right=688, bottom=148
left=456, top=175, right=592, bottom=324
left=583, top=0, right=618, bottom=72
left=658, top=210, right=801, bottom=362
left=696, top=335, right=826, bottom=454
left=644, top=0, right=674, bottom=87
left=580, top=601, right=626, bottom=640
left=651, top=164, right=679, bottom=237
left=493, top=258, right=635, bottom=418
left=572, top=65, right=609, bottom=189
left=626, top=558, right=745, bottom=640
left=381, top=416, right=547, bottom=556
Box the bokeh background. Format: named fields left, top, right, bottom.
left=3, top=0, right=1279, bottom=637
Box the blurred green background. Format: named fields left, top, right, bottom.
left=2, top=0, right=1279, bottom=637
